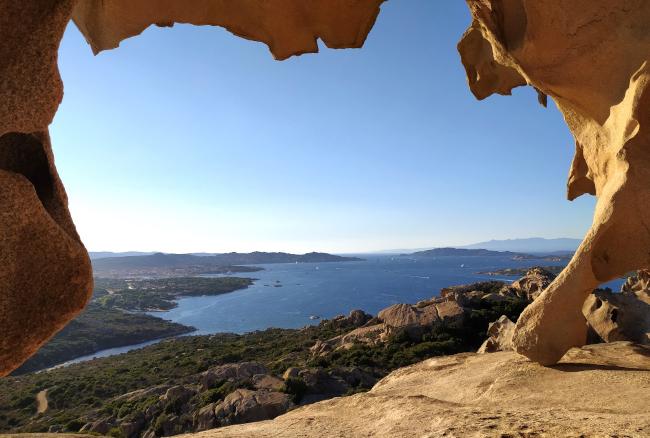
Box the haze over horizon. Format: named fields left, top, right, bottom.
left=53, top=1, right=595, bottom=254
left=88, top=236, right=581, bottom=256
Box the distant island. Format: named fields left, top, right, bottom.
left=92, top=251, right=362, bottom=278
left=406, top=247, right=573, bottom=261
left=408, top=248, right=522, bottom=257
left=459, top=237, right=580, bottom=253
left=379, top=237, right=581, bottom=255
left=476, top=265, right=566, bottom=277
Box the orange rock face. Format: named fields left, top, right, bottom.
left=0, top=131, right=92, bottom=375
left=0, top=0, right=384, bottom=376
left=458, top=0, right=650, bottom=364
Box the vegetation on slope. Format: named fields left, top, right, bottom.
left=93, top=277, right=255, bottom=311
left=0, top=298, right=528, bottom=435
left=13, top=304, right=194, bottom=375
left=13, top=276, right=255, bottom=375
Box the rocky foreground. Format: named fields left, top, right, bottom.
left=2, top=268, right=649, bottom=437
left=185, top=342, right=650, bottom=437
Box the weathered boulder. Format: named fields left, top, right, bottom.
left=79, top=419, right=111, bottom=435
left=440, top=281, right=505, bottom=300
left=214, top=389, right=292, bottom=426
left=508, top=267, right=555, bottom=300
left=195, top=403, right=218, bottom=432
left=378, top=303, right=440, bottom=340
left=190, top=343, right=650, bottom=437
left=583, top=288, right=650, bottom=345
left=251, top=374, right=284, bottom=392
left=327, top=323, right=386, bottom=350
left=622, top=270, right=650, bottom=302
left=434, top=300, right=465, bottom=327
left=200, top=362, right=268, bottom=390
left=477, top=315, right=516, bottom=353
left=160, top=385, right=198, bottom=405
left=309, top=340, right=333, bottom=357
left=297, top=368, right=350, bottom=398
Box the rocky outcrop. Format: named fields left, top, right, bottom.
left=200, top=362, right=268, bottom=390
left=183, top=342, right=650, bottom=437
left=477, top=315, right=515, bottom=353
left=0, top=0, right=385, bottom=376
left=0, top=131, right=93, bottom=376
left=313, top=269, right=551, bottom=354
left=73, top=361, right=299, bottom=437
left=458, top=1, right=650, bottom=365
left=199, top=389, right=292, bottom=429
left=378, top=300, right=465, bottom=339
left=280, top=366, right=378, bottom=405
left=507, top=266, right=555, bottom=300
left=622, top=269, right=650, bottom=301
left=583, top=283, right=650, bottom=345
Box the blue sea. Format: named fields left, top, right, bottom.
left=57, top=254, right=623, bottom=368
left=148, top=254, right=623, bottom=334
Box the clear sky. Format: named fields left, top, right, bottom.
left=51, top=1, right=595, bottom=254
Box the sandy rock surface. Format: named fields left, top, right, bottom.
left=182, top=342, right=650, bottom=437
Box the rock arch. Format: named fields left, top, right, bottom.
left=1, top=0, right=649, bottom=374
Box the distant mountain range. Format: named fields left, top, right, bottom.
left=378, top=237, right=580, bottom=255
left=89, top=251, right=155, bottom=259
left=459, top=238, right=580, bottom=253
left=407, top=247, right=572, bottom=261
left=408, top=248, right=522, bottom=257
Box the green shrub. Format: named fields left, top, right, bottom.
left=282, top=377, right=307, bottom=403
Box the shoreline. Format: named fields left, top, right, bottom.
left=41, top=330, right=196, bottom=372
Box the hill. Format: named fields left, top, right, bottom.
left=89, top=252, right=155, bottom=260
left=408, top=248, right=572, bottom=262
left=92, top=252, right=363, bottom=278
left=460, top=237, right=580, bottom=253
left=408, top=248, right=522, bottom=257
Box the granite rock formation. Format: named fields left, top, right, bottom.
left=583, top=272, right=650, bottom=344
left=312, top=268, right=545, bottom=355
left=458, top=0, right=650, bottom=365
left=3, top=0, right=650, bottom=375
left=477, top=314, right=515, bottom=353
left=0, top=0, right=384, bottom=376
left=0, top=131, right=92, bottom=376
left=180, top=342, right=650, bottom=437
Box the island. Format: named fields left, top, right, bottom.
left=92, top=251, right=363, bottom=278
left=408, top=248, right=523, bottom=257
left=407, top=247, right=573, bottom=262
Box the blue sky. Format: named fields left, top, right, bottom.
left=51, top=1, right=595, bottom=254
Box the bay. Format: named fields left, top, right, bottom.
left=149, top=254, right=622, bottom=334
